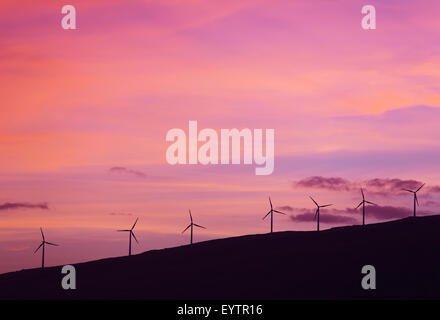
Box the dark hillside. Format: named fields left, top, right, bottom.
left=1, top=215, right=439, bottom=299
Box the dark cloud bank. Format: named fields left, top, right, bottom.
left=109, top=166, right=148, bottom=178
left=0, top=202, right=49, bottom=211
left=293, top=176, right=440, bottom=195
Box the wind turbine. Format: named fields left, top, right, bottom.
left=262, top=197, right=286, bottom=233
left=310, top=196, right=332, bottom=232
left=34, top=228, right=58, bottom=268
left=355, top=188, right=378, bottom=226
left=403, top=183, right=425, bottom=217
left=182, top=210, right=206, bottom=245
left=117, top=217, right=139, bottom=256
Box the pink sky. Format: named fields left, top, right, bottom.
left=1, top=0, right=440, bottom=273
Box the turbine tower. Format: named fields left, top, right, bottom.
left=34, top=228, right=58, bottom=268
left=117, top=217, right=139, bottom=256
left=310, top=196, right=332, bottom=232
left=182, top=210, right=206, bottom=245
left=355, top=188, right=378, bottom=226
left=403, top=183, right=425, bottom=217
left=262, top=197, right=286, bottom=233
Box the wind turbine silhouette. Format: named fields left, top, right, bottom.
left=403, top=183, right=425, bottom=217
left=262, top=197, right=286, bottom=233
left=34, top=228, right=58, bottom=268
left=355, top=188, right=378, bottom=226
left=117, top=218, right=139, bottom=256
left=182, top=210, right=206, bottom=245
left=310, top=196, right=332, bottom=231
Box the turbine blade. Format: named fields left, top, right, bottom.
left=193, top=223, right=206, bottom=229
left=45, top=242, right=59, bottom=246
left=269, top=197, right=273, bottom=209
left=361, top=188, right=365, bottom=200
left=131, top=217, right=139, bottom=230
left=314, top=209, right=318, bottom=220
left=320, top=204, right=332, bottom=208
left=402, top=188, right=413, bottom=193
left=131, top=231, right=139, bottom=244
left=309, top=196, right=318, bottom=207
left=182, top=224, right=191, bottom=234
left=262, top=211, right=271, bottom=220
left=117, top=229, right=130, bottom=232
left=34, top=242, right=43, bottom=254
left=273, top=210, right=286, bottom=215
left=189, top=210, right=193, bottom=223
left=40, top=228, right=45, bottom=241
left=416, top=183, right=425, bottom=192
left=355, top=201, right=363, bottom=209
left=366, top=201, right=378, bottom=206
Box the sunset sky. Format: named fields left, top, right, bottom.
left=1, top=0, right=440, bottom=273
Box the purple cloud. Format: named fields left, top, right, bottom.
left=293, top=176, right=440, bottom=196
left=276, top=205, right=294, bottom=212
left=108, top=212, right=133, bottom=216
left=364, top=178, right=422, bottom=193
left=427, top=186, right=440, bottom=193
left=423, top=200, right=440, bottom=207
left=290, top=208, right=357, bottom=224
left=294, top=176, right=352, bottom=191
left=0, top=202, right=49, bottom=211
left=109, top=166, right=147, bottom=178
left=365, top=205, right=432, bottom=219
